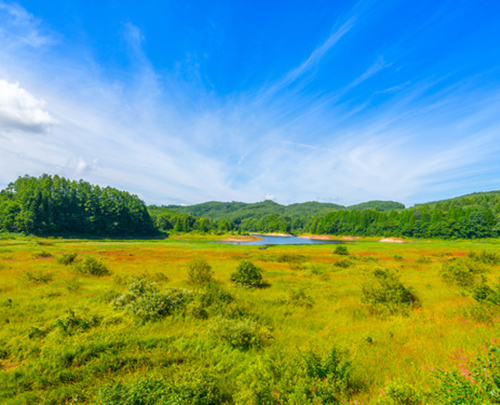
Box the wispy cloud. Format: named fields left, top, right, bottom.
left=0, top=2, right=499, bottom=206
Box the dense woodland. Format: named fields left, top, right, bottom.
left=0, top=175, right=156, bottom=237
left=0, top=174, right=499, bottom=239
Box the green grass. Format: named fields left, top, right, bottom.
left=1, top=236, right=500, bottom=403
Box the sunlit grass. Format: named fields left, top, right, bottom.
left=1, top=236, right=500, bottom=403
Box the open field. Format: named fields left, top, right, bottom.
left=1, top=236, right=500, bottom=404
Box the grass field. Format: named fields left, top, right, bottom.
left=1, top=235, right=500, bottom=404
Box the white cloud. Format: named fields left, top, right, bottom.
left=0, top=80, right=56, bottom=135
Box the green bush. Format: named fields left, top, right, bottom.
left=230, top=260, right=263, bottom=287
left=303, top=346, right=354, bottom=398
left=284, top=288, right=315, bottom=308
left=55, top=309, right=100, bottom=335
left=432, top=346, right=500, bottom=404
left=114, top=279, right=194, bottom=322
left=98, top=375, right=226, bottom=405
left=467, top=250, right=500, bottom=265
left=333, top=245, right=350, bottom=256
left=209, top=315, right=273, bottom=350
left=374, top=380, right=425, bottom=405
left=439, top=259, right=486, bottom=287
left=472, top=280, right=500, bottom=305
left=75, top=256, right=111, bottom=276
left=56, top=252, right=78, bottom=265
left=415, top=255, right=432, bottom=264
left=32, top=250, right=53, bottom=258
left=187, top=259, right=213, bottom=284
left=362, top=269, right=420, bottom=314
left=276, top=253, right=307, bottom=264
left=23, top=269, right=54, bottom=284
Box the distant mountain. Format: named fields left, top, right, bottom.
left=348, top=200, right=405, bottom=211
left=413, top=191, right=500, bottom=211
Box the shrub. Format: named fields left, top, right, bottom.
left=56, top=252, right=78, bottom=265
left=23, top=269, right=54, bottom=284
left=303, top=346, right=354, bottom=398
left=467, top=250, right=500, bottom=265
left=32, top=250, right=53, bottom=258
left=439, top=259, right=486, bottom=288
left=374, top=380, right=425, bottom=405
left=75, top=256, right=110, bottom=276
left=393, top=255, right=404, bottom=261
left=276, top=253, right=307, bottom=264
left=333, top=245, right=350, bottom=255
left=432, top=346, right=500, bottom=404
left=209, top=315, right=273, bottom=350
left=284, top=288, right=315, bottom=308
left=187, top=259, right=213, bottom=285
left=362, top=269, right=420, bottom=314
left=334, top=257, right=355, bottom=269
left=472, top=279, right=500, bottom=304
left=55, top=309, right=100, bottom=335
left=415, top=255, right=432, bottom=264
left=114, top=279, right=194, bottom=322
left=98, top=375, right=226, bottom=405
left=230, top=260, right=263, bottom=287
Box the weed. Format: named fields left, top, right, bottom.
left=467, top=250, right=500, bottom=265
left=415, top=255, right=432, bottom=264
left=187, top=258, right=213, bottom=284
left=209, top=315, right=273, bottom=350
left=55, top=309, right=100, bottom=335
left=276, top=253, right=308, bottom=264
left=32, top=250, right=53, bottom=258
left=439, top=259, right=486, bottom=287
left=231, top=260, right=264, bottom=287
left=374, top=380, right=426, bottom=405
left=284, top=288, right=315, bottom=308
left=334, top=245, right=350, bottom=255
left=56, top=252, right=78, bottom=265
left=23, top=269, right=54, bottom=284
left=433, top=346, right=500, bottom=404
left=362, top=268, right=420, bottom=315
left=74, top=256, right=111, bottom=276
left=113, top=279, right=194, bottom=322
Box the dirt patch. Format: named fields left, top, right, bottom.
left=221, top=235, right=264, bottom=242
left=379, top=237, right=405, bottom=243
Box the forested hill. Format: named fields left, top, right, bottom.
left=160, top=192, right=500, bottom=238
left=165, top=199, right=404, bottom=219
left=0, top=175, right=157, bottom=237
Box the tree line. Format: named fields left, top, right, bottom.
left=0, top=174, right=156, bottom=237
left=1, top=174, right=499, bottom=239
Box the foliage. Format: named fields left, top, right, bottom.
left=186, top=259, right=214, bottom=285
left=0, top=174, right=157, bottom=237
left=467, top=250, right=500, bottom=265
left=439, top=259, right=487, bottom=287
left=208, top=315, right=273, bottom=350
left=374, top=380, right=426, bottom=405
left=333, top=245, right=350, bottom=255
left=472, top=280, right=500, bottom=305
left=275, top=253, right=308, bottom=264
left=75, top=256, right=111, bottom=276
left=98, top=374, right=226, bottom=405
left=32, top=250, right=53, bottom=258
left=230, top=260, right=263, bottom=287
left=113, top=279, right=193, bottom=321
left=362, top=269, right=420, bottom=314
left=55, top=309, right=100, bottom=335
left=23, top=269, right=54, bottom=284
left=284, top=288, right=315, bottom=308
left=432, top=346, right=500, bottom=404
left=415, top=255, right=432, bottom=264
left=56, top=252, right=78, bottom=265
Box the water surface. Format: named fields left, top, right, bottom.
left=225, top=234, right=344, bottom=245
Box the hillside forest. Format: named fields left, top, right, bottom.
left=1, top=174, right=500, bottom=239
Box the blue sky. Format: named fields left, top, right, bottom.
left=1, top=0, right=500, bottom=207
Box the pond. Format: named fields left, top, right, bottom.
left=224, top=234, right=345, bottom=245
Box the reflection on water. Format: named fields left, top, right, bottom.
left=226, top=235, right=344, bottom=245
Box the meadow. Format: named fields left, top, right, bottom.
left=1, top=235, right=500, bottom=404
